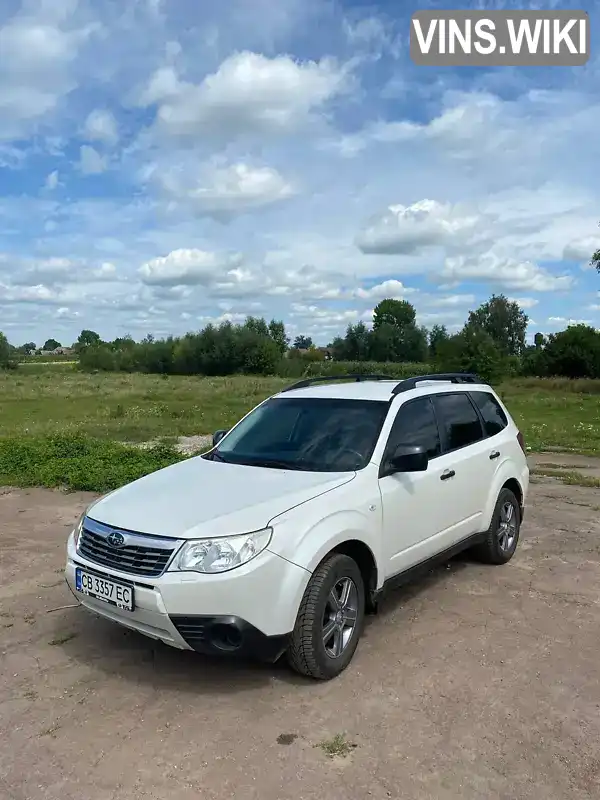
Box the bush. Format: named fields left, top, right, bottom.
left=0, top=331, right=17, bottom=370
left=276, top=359, right=435, bottom=380
left=543, top=324, right=600, bottom=379
left=0, top=433, right=185, bottom=493
left=435, top=326, right=509, bottom=384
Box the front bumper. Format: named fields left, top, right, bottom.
left=65, top=533, right=309, bottom=661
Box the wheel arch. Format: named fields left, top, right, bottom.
left=501, top=477, right=523, bottom=509
left=482, top=469, right=524, bottom=531
left=326, top=539, right=379, bottom=613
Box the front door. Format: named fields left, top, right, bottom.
left=378, top=396, right=447, bottom=578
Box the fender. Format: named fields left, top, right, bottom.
left=481, top=456, right=525, bottom=531
left=267, top=501, right=383, bottom=588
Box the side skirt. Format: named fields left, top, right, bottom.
left=370, top=530, right=488, bottom=610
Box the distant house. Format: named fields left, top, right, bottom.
left=285, top=347, right=333, bottom=361
left=37, top=347, right=74, bottom=357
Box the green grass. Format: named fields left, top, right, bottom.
left=0, top=433, right=185, bottom=492
left=531, top=468, right=600, bottom=489
left=0, top=371, right=599, bottom=492
left=497, top=381, right=600, bottom=456
left=2, top=369, right=599, bottom=453
left=0, top=370, right=288, bottom=442
left=315, top=733, right=357, bottom=758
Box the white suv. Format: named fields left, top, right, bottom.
left=65, top=372, right=529, bottom=680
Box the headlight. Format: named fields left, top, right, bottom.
left=174, top=528, right=272, bottom=574
left=73, top=513, right=85, bottom=548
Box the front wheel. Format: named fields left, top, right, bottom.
left=472, top=487, right=521, bottom=565
left=287, top=553, right=365, bottom=680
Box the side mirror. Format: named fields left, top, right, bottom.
left=212, top=429, right=228, bottom=447
left=385, top=444, right=428, bottom=476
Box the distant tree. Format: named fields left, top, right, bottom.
left=372, top=299, right=416, bottom=331
left=342, top=321, right=371, bottom=361
left=112, top=335, right=136, bottom=351
left=43, top=338, right=61, bottom=351
left=466, top=294, right=528, bottom=357
left=21, top=342, right=36, bottom=355
left=591, top=223, right=599, bottom=271
left=435, top=324, right=509, bottom=384
left=543, top=324, right=600, bottom=379
left=268, top=319, right=289, bottom=355
left=76, top=329, right=101, bottom=349
left=244, top=316, right=269, bottom=337
left=0, top=332, right=10, bottom=367
left=429, top=324, right=450, bottom=358
left=534, top=332, right=546, bottom=349
left=293, top=335, right=313, bottom=350
left=329, top=336, right=347, bottom=361
left=401, top=324, right=429, bottom=362
left=369, top=322, right=403, bottom=362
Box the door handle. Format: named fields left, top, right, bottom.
left=440, top=469, right=455, bottom=481
left=489, top=451, right=500, bottom=460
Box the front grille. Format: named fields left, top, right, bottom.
left=170, top=617, right=207, bottom=649
left=78, top=524, right=177, bottom=577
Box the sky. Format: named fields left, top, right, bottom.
left=1, top=0, right=599, bottom=347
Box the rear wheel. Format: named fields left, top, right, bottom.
left=473, top=487, right=521, bottom=565
left=287, top=553, right=365, bottom=680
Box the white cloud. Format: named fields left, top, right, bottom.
left=508, top=297, right=539, bottom=309
left=442, top=254, right=573, bottom=292
left=425, top=293, right=477, bottom=308
left=547, top=316, right=592, bottom=326
left=138, top=51, right=352, bottom=139
left=93, top=262, right=118, bottom=280
left=0, top=5, right=97, bottom=141
left=78, top=145, right=107, bottom=175
left=563, top=235, right=600, bottom=264
left=11, top=257, right=76, bottom=286
left=84, top=109, right=119, bottom=145
left=139, top=248, right=244, bottom=286
left=356, top=200, right=479, bottom=255
left=0, top=282, right=60, bottom=304
left=353, top=279, right=415, bottom=300
left=159, top=160, right=296, bottom=218
left=45, top=170, right=59, bottom=190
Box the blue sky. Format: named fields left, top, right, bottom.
left=1, top=0, right=599, bottom=346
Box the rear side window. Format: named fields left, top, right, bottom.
left=432, top=393, right=484, bottom=452
left=384, top=397, right=441, bottom=460
left=470, top=391, right=508, bottom=437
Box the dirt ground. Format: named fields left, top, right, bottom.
left=1, top=462, right=600, bottom=800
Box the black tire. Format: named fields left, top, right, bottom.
left=287, top=553, right=365, bottom=680
left=472, top=487, right=521, bottom=565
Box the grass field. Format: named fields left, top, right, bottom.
left=1, top=367, right=599, bottom=455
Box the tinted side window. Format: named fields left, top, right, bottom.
left=432, top=393, right=484, bottom=452
left=385, top=397, right=441, bottom=460
left=470, top=391, right=508, bottom=437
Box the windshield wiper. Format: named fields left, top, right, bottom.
left=203, top=450, right=230, bottom=463
left=247, top=458, right=309, bottom=471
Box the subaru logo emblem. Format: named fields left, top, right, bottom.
left=107, top=531, right=126, bottom=548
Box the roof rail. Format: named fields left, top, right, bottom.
left=280, top=373, right=394, bottom=393
left=391, top=372, right=481, bottom=396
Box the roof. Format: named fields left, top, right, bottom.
left=275, top=376, right=491, bottom=403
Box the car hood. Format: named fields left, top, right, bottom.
left=87, top=455, right=355, bottom=539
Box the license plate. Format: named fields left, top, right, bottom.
left=75, top=568, right=134, bottom=611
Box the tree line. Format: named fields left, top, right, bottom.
left=2, top=294, right=600, bottom=382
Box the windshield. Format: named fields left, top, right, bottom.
left=206, top=397, right=389, bottom=472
